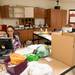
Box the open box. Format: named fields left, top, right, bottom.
left=4, top=57, right=27, bottom=75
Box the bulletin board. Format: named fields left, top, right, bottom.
left=69, top=9, right=75, bottom=24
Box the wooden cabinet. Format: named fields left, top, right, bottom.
left=0, top=7, right=1, bottom=18
left=46, top=9, right=67, bottom=31
left=25, top=7, right=34, bottom=18
left=13, top=6, right=24, bottom=18
left=0, top=5, right=9, bottom=18
left=16, top=29, right=33, bottom=42
left=9, top=7, right=14, bottom=18
left=34, top=7, right=45, bottom=18
left=0, top=6, right=46, bottom=19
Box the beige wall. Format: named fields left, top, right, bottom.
left=0, top=0, right=75, bottom=26
left=0, top=0, right=52, bottom=26
left=50, top=1, right=75, bottom=24
left=0, top=19, right=2, bottom=24
left=0, top=0, right=75, bottom=11
left=0, top=0, right=51, bottom=9
left=0, top=19, right=18, bottom=26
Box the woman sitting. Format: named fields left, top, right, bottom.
left=7, top=26, right=21, bottom=50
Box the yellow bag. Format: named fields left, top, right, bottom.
left=10, top=53, right=26, bottom=65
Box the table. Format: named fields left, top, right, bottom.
left=33, top=31, right=51, bottom=44
left=60, top=65, right=75, bottom=75
left=0, top=64, right=10, bottom=75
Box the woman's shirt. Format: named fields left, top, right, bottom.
left=11, top=35, right=21, bottom=50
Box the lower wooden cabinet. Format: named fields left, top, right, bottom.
left=16, top=29, right=34, bottom=43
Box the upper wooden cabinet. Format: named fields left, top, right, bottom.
left=24, top=7, right=34, bottom=18
left=0, top=5, right=45, bottom=19
left=0, top=5, right=14, bottom=18
left=0, top=5, right=10, bottom=18
left=9, top=7, right=14, bottom=18
left=24, top=7, right=45, bottom=18
left=34, top=7, right=45, bottom=18
left=45, top=9, right=67, bottom=30
left=0, top=7, right=1, bottom=18
left=13, top=6, right=25, bottom=18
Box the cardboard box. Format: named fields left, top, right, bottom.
left=4, top=57, right=27, bottom=75
left=51, top=32, right=75, bottom=66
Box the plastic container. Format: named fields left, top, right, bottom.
left=4, top=57, right=27, bottom=75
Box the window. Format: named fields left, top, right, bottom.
left=69, top=9, right=75, bottom=24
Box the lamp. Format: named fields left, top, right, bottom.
left=56, top=0, right=59, bottom=5
left=54, top=0, right=60, bottom=9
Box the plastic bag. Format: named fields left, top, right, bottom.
left=34, top=45, right=50, bottom=58
left=27, top=54, right=39, bottom=62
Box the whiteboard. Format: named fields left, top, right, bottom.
left=70, top=17, right=75, bottom=22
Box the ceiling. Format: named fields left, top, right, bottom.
left=50, top=0, right=75, bottom=2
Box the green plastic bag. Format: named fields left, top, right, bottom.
left=34, top=45, right=50, bottom=58
left=27, top=54, right=39, bottom=62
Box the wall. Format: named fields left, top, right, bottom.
left=0, top=0, right=51, bottom=26
left=48, top=0, right=75, bottom=24
left=61, top=1, right=75, bottom=24
left=49, top=0, right=75, bottom=9
left=0, top=0, right=51, bottom=9
left=0, top=19, right=19, bottom=26
left=0, top=19, right=2, bottom=24
left=0, top=0, right=75, bottom=26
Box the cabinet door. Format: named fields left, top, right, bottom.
left=61, top=10, right=67, bottom=27
left=25, top=7, right=34, bottom=18
left=13, top=7, right=24, bottom=18
left=51, top=9, right=57, bottom=30
left=4, top=5, right=9, bottom=18
left=0, top=5, right=9, bottom=18
left=9, top=7, right=14, bottom=18
left=0, top=6, right=1, bottom=18
left=50, top=9, right=67, bottom=30
left=34, top=7, right=45, bottom=18
left=56, top=10, right=62, bottom=29
left=17, top=29, right=33, bottom=42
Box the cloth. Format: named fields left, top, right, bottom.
left=21, top=61, right=53, bottom=75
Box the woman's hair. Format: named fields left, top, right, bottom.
left=7, top=25, right=15, bottom=31
left=7, top=25, right=16, bottom=38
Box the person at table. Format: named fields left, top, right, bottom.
left=6, top=25, right=21, bottom=50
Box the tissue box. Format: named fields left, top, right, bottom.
left=4, top=57, right=27, bottom=75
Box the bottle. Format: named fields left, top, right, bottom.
left=45, top=28, right=47, bottom=32
left=40, top=28, right=43, bottom=32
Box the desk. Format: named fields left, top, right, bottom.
left=60, top=65, right=75, bottom=75
left=33, top=31, right=51, bottom=44
left=0, top=64, right=10, bottom=75
left=20, top=57, right=69, bottom=75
